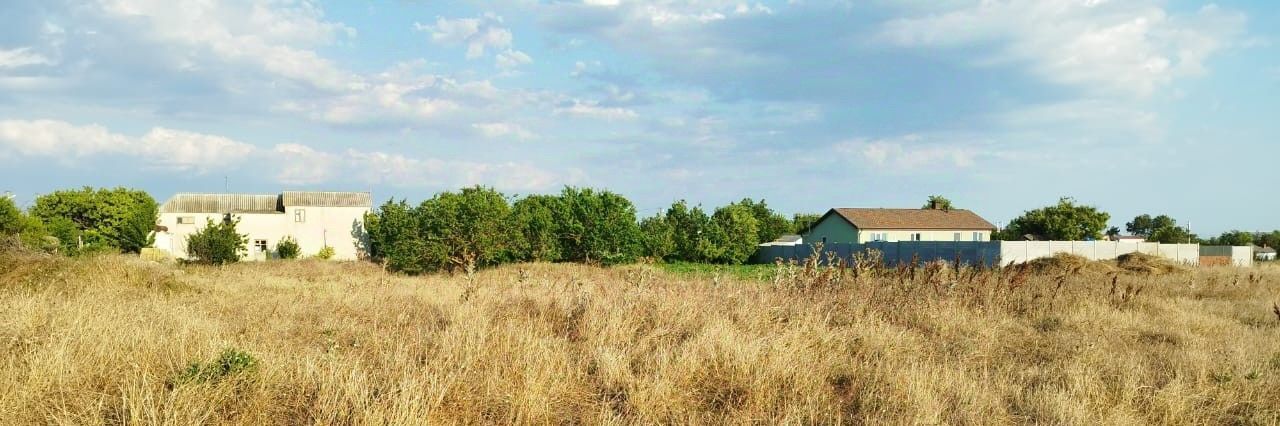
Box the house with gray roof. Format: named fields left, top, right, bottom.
left=155, top=191, right=372, bottom=261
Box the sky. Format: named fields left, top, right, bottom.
left=0, top=0, right=1277, bottom=235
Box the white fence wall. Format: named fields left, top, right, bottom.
left=757, top=241, right=1218, bottom=267
left=995, top=241, right=1199, bottom=266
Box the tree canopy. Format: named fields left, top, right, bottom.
left=29, top=187, right=157, bottom=253
left=1000, top=197, right=1110, bottom=241
left=1125, top=214, right=1195, bottom=243
left=923, top=195, right=954, bottom=211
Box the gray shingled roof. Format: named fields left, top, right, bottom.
left=282, top=191, right=372, bottom=207
left=160, top=194, right=282, bottom=214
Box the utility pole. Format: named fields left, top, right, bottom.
left=224, top=176, right=229, bottom=193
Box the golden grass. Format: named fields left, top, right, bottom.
left=1, top=251, right=1279, bottom=424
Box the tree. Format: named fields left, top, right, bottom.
left=1125, top=214, right=1193, bottom=243
left=923, top=195, right=954, bottom=211
left=710, top=203, right=760, bottom=264
left=416, top=186, right=515, bottom=272
left=554, top=187, right=641, bottom=265
left=665, top=200, right=718, bottom=262
left=0, top=197, right=20, bottom=236
left=638, top=214, right=675, bottom=260
left=732, top=198, right=791, bottom=244
left=1256, top=231, right=1280, bottom=249
left=30, top=187, right=158, bottom=253
left=1206, top=230, right=1254, bottom=247
left=509, top=195, right=563, bottom=262
left=791, top=213, right=822, bottom=234
left=1001, top=197, right=1110, bottom=241
left=186, top=217, right=247, bottom=265
left=275, top=236, right=301, bottom=260
left=1106, top=227, right=1121, bottom=238
left=364, top=199, right=428, bottom=274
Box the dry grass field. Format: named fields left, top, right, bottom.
left=2, top=250, right=1279, bottom=424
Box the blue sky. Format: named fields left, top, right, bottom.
left=0, top=0, right=1276, bottom=234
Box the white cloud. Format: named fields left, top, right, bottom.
left=876, top=1, right=1246, bottom=95
left=0, top=119, right=566, bottom=190
left=836, top=135, right=977, bottom=171
left=0, top=47, right=52, bottom=69
left=136, top=128, right=257, bottom=171
left=97, top=0, right=360, bottom=91
left=0, top=119, right=253, bottom=171
left=415, top=13, right=531, bottom=68
left=271, top=143, right=340, bottom=185
left=472, top=122, right=535, bottom=140
left=554, top=100, right=638, bottom=120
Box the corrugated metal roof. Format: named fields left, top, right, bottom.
left=281, top=191, right=372, bottom=207
left=830, top=208, right=996, bottom=230
left=160, top=194, right=282, bottom=214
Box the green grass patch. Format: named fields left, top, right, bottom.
left=655, top=262, right=777, bottom=282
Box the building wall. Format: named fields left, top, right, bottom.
left=804, top=214, right=993, bottom=244
left=158, top=206, right=369, bottom=261
left=755, top=241, right=1216, bottom=267
left=804, top=216, right=859, bottom=245
left=858, top=229, right=991, bottom=243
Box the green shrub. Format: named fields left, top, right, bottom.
left=186, top=217, right=247, bottom=265
left=275, top=236, right=301, bottom=260
left=29, top=187, right=157, bottom=253
left=315, top=245, right=335, bottom=260
left=174, top=348, right=258, bottom=384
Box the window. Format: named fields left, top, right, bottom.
left=869, top=233, right=886, bottom=242
left=973, top=232, right=983, bottom=241
left=177, top=216, right=195, bottom=225
left=954, top=232, right=962, bottom=242
left=294, top=209, right=306, bottom=223
left=253, top=239, right=268, bottom=253
left=911, top=233, right=923, bottom=241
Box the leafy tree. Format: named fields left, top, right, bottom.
left=666, top=200, right=718, bottom=262
left=923, top=195, right=954, bottom=211
left=45, top=216, right=83, bottom=255
left=509, top=195, right=563, bottom=262
left=29, top=187, right=157, bottom=253
left=710, top=203, right=760, bottom=264
left=0, top=197, right=20, bottom=236
left=733, top=198, right=790, bottom=244
left=1149, top=226, right=1196, bottom=244
left=638, top=214, right=675, bottom=260
left=1001, top=197, right=1110, bottom=241
left=1125, top=214, right=1193, bottom=243
left=791, top=213, right=822, bottom=234
left=365, top=199, right=427, bottom=274
left=1256, top=231, right=1280, bottom=249
left=275, top=236, right=301, bottom=260
left=1206, top=230, right=1254, bottom=247
left=416, top=186, right=515, bottom=272
left=554, top=187, right=641, bottom=265
left=1106, top=227, right=1121, bottom=238
left=186, top=217, right=247, bottom=265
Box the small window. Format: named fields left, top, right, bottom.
left=973, top=232, right=982, bottom=241
left=253, top=239, right=268, bottom=253
left=912, top=233, right=923, bottom=241
left=954, top=232, right=962, bottom=242
left=177, top=216, right=195, bottom=225
left=294, top=209, right=306, bottom=223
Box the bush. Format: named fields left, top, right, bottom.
left=711, top=204, right=760, bottom=264
left=554, top=187, right=641, bottom=265
left=639, top=214, right=675, bottom=260
left=186, top=217, right=247, bottom=265
left=315, top=245, right=335, bottom=260
left=417, top=186, right=515, bottom=272
left=29, top=187, right=157, bottom=253
left=173, top=348, right=258, bottom=384
left=509, top=195, right=563, bottom=262
left=0, top=197, right=20, bottom=236
left=275, top=236, right=300, bottom=260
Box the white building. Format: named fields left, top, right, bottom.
left=155, top=191, right=372, bottom=261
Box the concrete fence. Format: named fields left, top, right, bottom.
left=754, top=241, right=1256, bottom=268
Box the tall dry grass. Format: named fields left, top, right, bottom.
left=1, top=250, right=1279, bottom=424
